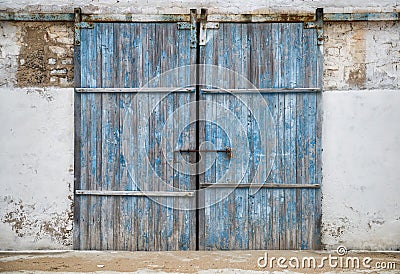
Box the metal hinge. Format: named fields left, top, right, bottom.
left=74, top=8, right=94, bottom=46
left=304, top=8, right=324, bottom=46
left=76, top=22, right=94, bottom=29
left=177, top=8, right=220, bottom=47
left=177, top=9, right=197, bottom=48
left=199, top=9, right=220, bottom=46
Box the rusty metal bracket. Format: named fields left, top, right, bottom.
left=74, top=8, right=94, bottom=46
left=316, top=8, right=324, bottom=46
left=177, top=146, right=233, bottom=159
left=76, top=22, right=94, bottom=29
left=199, top=9, right=220, bottom=46
left=177, top=9, right=197, bottom=48
left=74, top=8, right=82, bottom=46
left=304, top=8, right=324, bottom=46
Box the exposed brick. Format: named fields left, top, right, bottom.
left=48, top=58, right=56, bottom=65
left=49, top=45, right=66, bottom=56
left=61, top=58, right=73, bottom=65
left=50, top=68, right=67, bottom=75
left=11, top=22, right=74, bottom=88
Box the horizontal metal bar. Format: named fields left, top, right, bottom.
left=81, top=14, right=190, bottom=22
left=76, top=190, right=195, bottom=197
left=177, top=149, right=227, bottom=153
left=75, top=87, right=195, bottom=93
left=201, top=183, right=320, bottom=189
left=324, top=12, right=400, bottom=22
left=76, top=22, right=94, bottom=29
left=201, top=88, right=321, bottom=94
left=207, top=14, right=316, bottom=23
left=0, top=12, right=398, bottom=23
left=0, top=12, right=75, bottom=21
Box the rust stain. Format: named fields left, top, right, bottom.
left=348, top=63, right=367, bottom=88
left=346, top=25, right=367, bottom=88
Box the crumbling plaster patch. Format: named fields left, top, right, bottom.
left=16, top=22, right=74, bottom=88
left=0, top=22, right=22, bottom=87
left=324, top=21, right=400, bottom=90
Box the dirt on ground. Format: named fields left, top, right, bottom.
left=0, top=250, right=399, bottom=273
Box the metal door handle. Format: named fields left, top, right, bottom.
left=176, top=146, right=232, bottom=159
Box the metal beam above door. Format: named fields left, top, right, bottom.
left=0, top=11, right=399, bottom=22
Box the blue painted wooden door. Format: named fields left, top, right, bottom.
left=74, top=21, right=321, bottom=250
left=198, top=23, right=322, bottom=250
left=75, top=23, right=198, bottom=250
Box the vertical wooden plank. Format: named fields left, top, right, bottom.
left=117, top=23, right=133, bottom=251
left=99, top=23, right=116, bottom=250
left=231, top=23, right=249, bottom=250
left=74, top=25, right=85, bottom=250
left=137, top=22, right=149, bottom=251
left=159, top=23, right=169, bottom=251
left=85, top=24, right=103, bottom=250
left=147, top=22, right=158, bottom=251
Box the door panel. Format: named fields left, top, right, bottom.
left=198, top=23, right=321, bottom=250
left=75, top=23, right=197, bottom=250
left=75, top=21, right=322, bottom=251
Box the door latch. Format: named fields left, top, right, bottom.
left=176, top=146, right=232, bottom=159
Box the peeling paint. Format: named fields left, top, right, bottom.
left=0, top=87, right=74, bottom=250
left=324, top=21, right=400, bottom=90
left=1, top=194, right=73, bottom=246
left=0, top=22, right=22, bottom=87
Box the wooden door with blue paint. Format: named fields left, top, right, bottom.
left=198, top=22, right=322, bottom=250
left=74, top=20, right=322, bottom=251
left=74, top=22, right=197, bottom=250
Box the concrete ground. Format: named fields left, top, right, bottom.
left=0, top=250, right=399, bottom=273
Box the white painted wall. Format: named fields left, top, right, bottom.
left=0, top=87, right=74, bottom=250
left=321, top=20, right=400, bottom=250
left=322, top=90, right=400, bottom=250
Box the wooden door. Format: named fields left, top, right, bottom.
left=74, top=22, right=197, bottom=250
left=198, top=22, right=322, bottom=250
left=74, top=20, right=322, bottom=251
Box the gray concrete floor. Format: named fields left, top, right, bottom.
left=0, top=250, right=399, bottom=273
